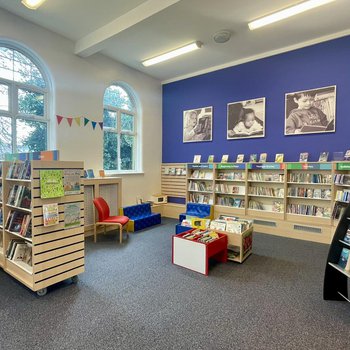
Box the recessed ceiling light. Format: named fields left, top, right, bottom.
left=21, top=0, right=47, bottom=10
left=248, top=0, right=336, bottom=30
left=142, top=41, right=202, bottom=67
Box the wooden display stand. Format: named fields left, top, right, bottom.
left=172, top=229, right=227, bottom=275
left=0, top=160, right=85, bottom=296
left=224, top=227, right=253, bottom=263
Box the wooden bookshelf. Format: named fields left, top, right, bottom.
left=1, top=160, right=85, bottom=296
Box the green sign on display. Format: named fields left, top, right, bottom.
left=286, top=163, right=332, bottom=170
left=336, top=163, right=350, bottom=170
left=217, top=163, right=245, bottom=170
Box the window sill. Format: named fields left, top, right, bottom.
left=105, top=171, right=144, bottom=176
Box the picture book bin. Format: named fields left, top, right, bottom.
left=120, top=203, right=161, bottom=232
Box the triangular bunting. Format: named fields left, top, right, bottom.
left=91, top=121, right=97, bottom=130
left=67, top=117, right=73, bottom=127
left=56, top=115, right=64, bottom=125
left=74, top=117, right=81, bottom=126
left=84, top=118, right=89, bottom=126
left=99, top=122, right=103, bottom=130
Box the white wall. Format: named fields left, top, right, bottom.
left=0, top=8, right=162, bottom=205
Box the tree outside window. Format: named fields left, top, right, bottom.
left=0, top=45, right=49, bottom=159
left=103, top=85, right=137, bottom=172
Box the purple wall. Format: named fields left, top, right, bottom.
left=162, top=35, right=350, bottom=163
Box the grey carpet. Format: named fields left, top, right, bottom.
left=0, top=218, right=349, bottom=350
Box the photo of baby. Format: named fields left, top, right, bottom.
left=285, top=85, right=336, bottom=135
left=183, top=106, right=212, bottom=143
left=227, top=98, right=265, bottom=140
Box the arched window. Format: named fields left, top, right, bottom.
left=0, top=43, right=50, bottom=159
left=103, top=84, right=139, bottom=172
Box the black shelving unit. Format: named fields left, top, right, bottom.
left=323, top=203, right=350, bottom=302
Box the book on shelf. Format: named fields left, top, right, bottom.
left=43, top=203, right=59, bottom=227
left=6, top=161, right=31, bottom=180
left=318, top=152, right=329, bottom=162
left=299, top=152, right=309, bottom=162
left=236, top=154, right=244, bottom=163
left=99, top=170, right=105, bottom=177
left=40, top=169, right=64, bottom=199
left=64, top=203, right=81, bottom=229
left=209, top=219, right=227, bottom=231
left=338, top=248, right=349, bottom=270
left=332, top=201, right=347, bottom=220
left=343, top=230, right=350, bottom=244
left=207, top=155, right=214, bottom=163
left=249, top=154, right=257, bottom=162
left=344, top=149, right=350, bottom=161
left=86, top=169, right=95, bottom=178
left=193, top=155, right=201, bottom=163
left=221, top=154, right=229, bottom=163
left=275, top=153, right=284, bottom=163
left=6, top=240, right=32, bottom=266
left=63, top=169, right=81, bottom=195
left=333, top=152, right=344, bottom=161
left=259, top=153, right=267, bottom=163
left=164, top=167, right=169, bottom=175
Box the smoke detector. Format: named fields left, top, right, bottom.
left=213, top=30, right=232, bottom=43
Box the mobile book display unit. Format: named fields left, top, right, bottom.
left=0, top=160, right=85, bottom=296
left=323, top=203, right=350, bottom=302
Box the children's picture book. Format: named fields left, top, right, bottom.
left=64, top=203, right=81, bottom=229
left=338, top=248, right=349, bottom=269
left=86, top=169, right=95, bottom=178
left=319, top=152, right=329, bottom=162
left=249, top=154, right=257, bottom=162
left=193, top=155, right=201, bottom=163
left=236, top=154, right=244, bottom=163
left=221, top=154, right=229, bottom=163
left=63, top=169, right=81, bottom=195
left=299, top=152, right=309, bottom=162
left=259, top=153, right=267, bottom=163
left=275, top=153, right=284, bottom=163
left=99, top=170, right=105, bottom=177
left=191, top=218, right=210, bottom=229
left=40, top=170, right=64, bottom=199
left=207, top=155, right=214, bottom=163
left=43, top=203, right=59, bottom=227
left=344, top=150, right=350, bottom=161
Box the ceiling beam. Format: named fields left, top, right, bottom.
left=74, top=0, right=181, bottom=57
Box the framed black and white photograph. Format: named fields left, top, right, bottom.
left=183, top=106, right=212, bottom=143
left=285, top=85, right=336, bottom=135
left=227, top=98, right=265, bottom=140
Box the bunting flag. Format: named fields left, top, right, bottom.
left=56, top=115, right=64, bottom=125
left=55, top=114, right=103, bottom=131
left=74, top=117, right=81, bottom=126
left=67, top=117, right=73, bottom=127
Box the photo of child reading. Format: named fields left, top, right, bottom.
left=285, top=86, right=336, bottom=135
left=227, top=98, right=265, bottom=140
left=183, top=106, right=212, bottom=143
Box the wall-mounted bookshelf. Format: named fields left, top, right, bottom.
left=0, top=160, right=85, bottom=296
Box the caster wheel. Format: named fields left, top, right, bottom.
left=36, top=288, right=47, bottom=297
left=71, top=275, right=79, bottom=284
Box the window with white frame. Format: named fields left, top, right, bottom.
left=103, top=84, right=138, bottom=172
left=0, top=44, right=50, bottom=159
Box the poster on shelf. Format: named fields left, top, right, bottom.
left=63, top=169, right=81, bottom=195
left=64, top=203, right=81, bottom=229
left=40, top=170, right=64, bottom=199
left=43, top=203, right=59, bottom=227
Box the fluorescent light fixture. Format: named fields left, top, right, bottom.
left=248, top=0, right=336, bottom=30
left=21, top=0, right=47, bottom=10
left=142, top=41, right=202, bottom=67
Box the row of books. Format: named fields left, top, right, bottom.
left=182, top=229, right=220, bottom=244
left=335, top=190, right=350, bottom=203
left=5, top=210, right=32, bottom=238
left=216, top=197, right=244, bottom=208
left=248, top=200, right=284, bottom=213
left=7, top=185, right=31, bottom=209
left=248, top=173, right=284, bottom=182
left=216, top=172, right=245, bottom=181
left=215, top=184, right=245, bottom=194
left=6, top=161, right=31, bottom=180
left=190, top=170, right=213, bottom=180
left=288, top=173, right=332, bottom=184
left=164, top=167, right=186, bottom=176
left=287, top=187, right=331, bottom=199
left=338, top=248, right=350, bottom=271
left=188, top=193, right=213, bottom=205
left=210, top=216, right=253, bottom=234
left=331, top=202, right=347, bottom=220
left=6, top=239, right=32, bottom=267
left=188, top=181, right=213, bottom=192
left=334, top=174, right=350, bottom=185
left=286, top=204, right=331, bottom=218
left=248, top=187, right=284, bottom=198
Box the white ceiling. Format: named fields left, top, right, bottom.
left=0, top=0, right=349, bottom=83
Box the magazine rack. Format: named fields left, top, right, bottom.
left=0, top=160, right=85, bottom=296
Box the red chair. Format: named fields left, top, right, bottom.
left=93, top=197, right=129, bottom=243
